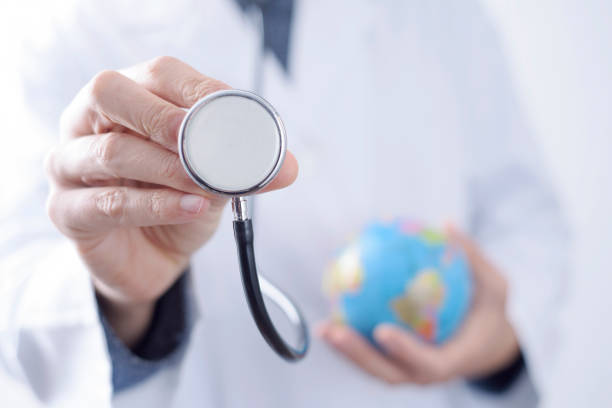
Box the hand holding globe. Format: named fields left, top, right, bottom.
left=318, top=222, right=520, bottom=385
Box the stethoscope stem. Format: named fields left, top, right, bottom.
left=232, top=196, right=249, bottom=221
left=231, top=197, right=309, bottom=361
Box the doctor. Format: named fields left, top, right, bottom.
left=2, top=0, right=568, bottom=407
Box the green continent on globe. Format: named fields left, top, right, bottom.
left=391, top=269, right=445, bottom=342
left=323, top=245, right=364, bottom=296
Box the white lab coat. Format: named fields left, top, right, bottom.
left=0, top=0, right=568, bottom=407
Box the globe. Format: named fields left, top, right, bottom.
left=323, top=219, right=473, bottom=344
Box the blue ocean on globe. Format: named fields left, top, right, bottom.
left=324, top=219, right=473, bottom=344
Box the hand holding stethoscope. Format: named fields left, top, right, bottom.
left=46, top=57, right=308, bottom=359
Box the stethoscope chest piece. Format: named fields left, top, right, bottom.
left=178, top=90, right=309, bottom=361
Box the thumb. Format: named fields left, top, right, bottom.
left=445, top=224, right=508, bottom=299
left=444, top=224, right=493, bottom=282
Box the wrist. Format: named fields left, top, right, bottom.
left=466, top=320, right=520, bottom=379
left=96, top=292, right=156, bottom=348
left=491, top=323, right=521, bottom=371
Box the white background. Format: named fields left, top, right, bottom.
left=1, top=1, right=611, bottom=405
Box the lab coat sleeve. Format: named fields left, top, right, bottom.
left=0, top=68, right=114, bottom=405
left=0, top=231, right=114, bottom=407
left=468, top=135, right=569, bottom=396
left=100, top=271, right=196, bottom=393
left=0, top=7, right=133, bottom=405
left=451, top=1, right=570, bottom=394
left=4, top=1, right=236, bottom=405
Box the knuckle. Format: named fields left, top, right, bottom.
left=45, top=191, right=61, bottom=225
left=159, top=152, right=182, bottom=180
left=181, top=77, right=227, bottom=106
left=94, top=133, right=122, bottom=174
left=94, top=188, right=126, bottom=222
left=145, top=190, right=168, bottom=220
left=43, top=148, right=58, bottom=179
left=88, top=70, right=120, bottom=102
left=143, top=103, right=175, bottom=139
left=146, top=56, right=179, bottom=79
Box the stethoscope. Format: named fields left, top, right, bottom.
left=178, top=89, right=309, bottom=361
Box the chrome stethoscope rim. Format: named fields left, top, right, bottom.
left=178, top=89, right=287, bottom=197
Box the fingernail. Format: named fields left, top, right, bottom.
left=329, top=327, right=348, bottom=347
left=180, top=195, right=205, bottom=214
left=329, top=330, right=343, bottom=346
left=314, top=322, right=330, bottom=338
left=373, top=325, right=394, bottom=344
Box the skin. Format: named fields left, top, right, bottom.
left=45, top=56, right=299, bottom=346
left=47, top=55, right=518, bottom=383
left=317, top=226, right=520, bottom=385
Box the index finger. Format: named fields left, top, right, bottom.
left=318, top=322, right=412, bottom=385
left=61, top=70, right=185, bottom=152
left=374, top=324, right=453, bottom=384
left=445, top=225, right=507, bottom=292
left=120, top=56, right=230, bottom=108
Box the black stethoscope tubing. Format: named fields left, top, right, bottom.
left=233, top=218, right=309, bottom=360
left=178, top=89, right=310, bottom=361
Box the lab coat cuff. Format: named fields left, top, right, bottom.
left=467, top=350, right=525, bottom=394
left=97, top=269, right=197, bottom=394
